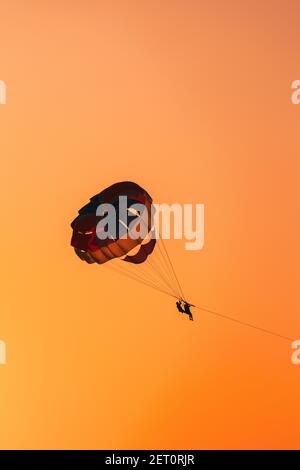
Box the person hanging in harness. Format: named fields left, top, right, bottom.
left=176, top=300, right=185, bottom=313
left=176, top=300, right=194, bottom=321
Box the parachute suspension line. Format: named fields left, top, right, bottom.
left=159, top=234, right=186, bottom=301
left=152, top=241, right=174, bottom=284
left=102, top=238, right=177, bottom=296
left=125, top=217, right=184, bottom=299
left=113, top=251, right=181, bottom=298
left=119, top=255, right=166, bottom=289
left=135, top=217, right=184, bottom=299
left=146, top=254, right=182, bottom=299
left=194, top=305, right=294, bottom=342
left=150, top=238, right=182, bottom=297
left=155, top=239, right=183, bottom=299
left=104, top=262, right=166, bottom=294
left=104, top=262, right=179, bottom=299
left=110, top=258, right=174, bottom=295
left=112, top=245, right=181, bottom=298
left=131, top=264, right=175, bottom=295
left=152, top=254, right=182, bottom=299
left=141, top=237, right=182, bottom=298
left=136, top=265, right=173, bottom=293
left=103, top=229, right=172, bottom=293
left=103, top=258, right=162, bottom=291
left=103, top=218, right=185, bottom=300
left=116, top=244, right=179, bottom=295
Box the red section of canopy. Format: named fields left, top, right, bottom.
left=71, top=214, right=100, bottom=252
left=122, top=238, right=156, bottom=264
left=71, top=181, right=154, bottom=264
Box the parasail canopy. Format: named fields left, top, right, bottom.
left=71, top=181, right=186, bottom=300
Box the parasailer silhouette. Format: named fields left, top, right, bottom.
left=70, top=181, right=295, bottom=341
left=71, top=181, right=198, bottom=322
left=183, top=302, right=193, bottom=321
left=176, top=300, right=185, bottom=313
left=176, top=300, right=193, bottom=320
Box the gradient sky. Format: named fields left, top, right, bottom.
left=0, top=0, right=300, bottom=449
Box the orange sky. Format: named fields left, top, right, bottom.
left=0, top=0, right=300, bottom=449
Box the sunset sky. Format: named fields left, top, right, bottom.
left=0, top=0, right=300, bottom=449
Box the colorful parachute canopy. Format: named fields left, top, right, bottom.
left=71, top=181, right=155, bottom=265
